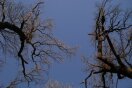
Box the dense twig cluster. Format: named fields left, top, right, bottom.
left=0, top=0, right=75, bottom=87
left=84, top=0, right=132, bottom=88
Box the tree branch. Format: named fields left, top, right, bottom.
left=0, top=21, right=28, bottom=76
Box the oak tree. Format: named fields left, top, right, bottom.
left=83, top=0, right=132, bottom=88
left=0, top=0, right=75, bottom=87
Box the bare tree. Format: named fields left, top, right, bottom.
left=83, top=0, right=132, bottom=88
left=44, top=80, right=73, bottom=88
left=0, top=0, right=75, bottom=87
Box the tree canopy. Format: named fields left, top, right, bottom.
left=0, top=0, right=131, bottom=88
left=0, top=0, right=75, bottom=87
left=83, top=0, right=132, bottom=88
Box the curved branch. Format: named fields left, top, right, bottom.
left=0, top=21, right=28, bottom=76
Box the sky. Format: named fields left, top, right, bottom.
left=0, top=0, right=132, bottom=88
left=43, top=0, right=97, bottom=87
left=17, top=0, right=96, bottom=87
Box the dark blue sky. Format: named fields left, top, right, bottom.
left=43, top=0, right=96, bottom=87
left=0, top=0, right=132, bottom=88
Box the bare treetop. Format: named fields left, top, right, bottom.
left=83, top=0, right=132, bottom=88
left=0, top=0, right=76, bottom=87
